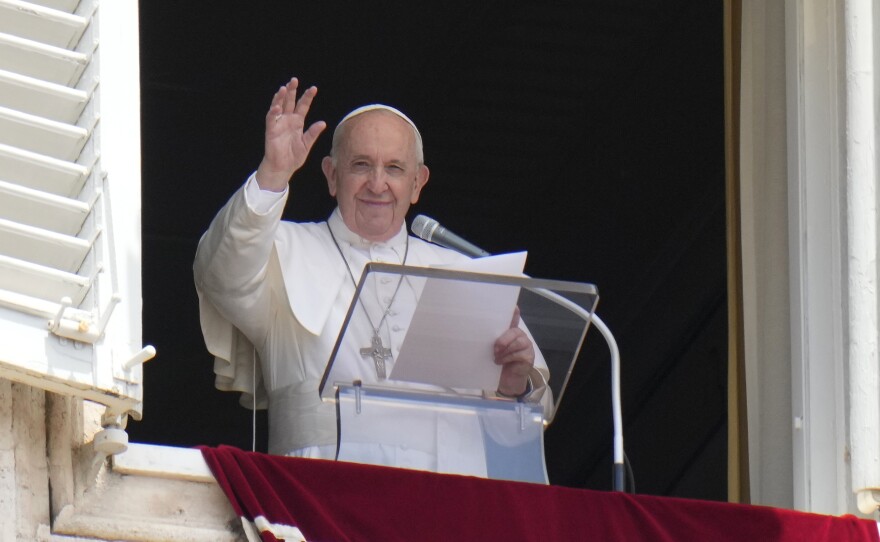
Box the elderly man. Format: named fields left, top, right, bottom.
left=194, top=78, right=542, bottom=474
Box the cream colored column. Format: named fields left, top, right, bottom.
left=843, top=0, right=880, bottom=514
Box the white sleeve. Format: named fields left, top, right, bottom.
left=244, top=173, right=288, bottom=213
left=194, top=173, right=288, bottom=352
left=194, top=173, right=290, bottom=408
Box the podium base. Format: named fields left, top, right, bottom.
left=335, top=384, right=547, bottom=483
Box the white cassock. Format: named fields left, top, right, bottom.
left=194, top=174, right=548, bottom=477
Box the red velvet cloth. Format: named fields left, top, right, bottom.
left=200, top=445, right=878, bottom=542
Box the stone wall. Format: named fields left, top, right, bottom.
left=0, top=380, right=49, bottom=540
left=0, top=378, right=244, bottom=541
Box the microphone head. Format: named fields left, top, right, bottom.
left=411, top=214, right=438, bottom=241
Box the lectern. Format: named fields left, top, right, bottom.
left=319, top=263, right=598, bottom=484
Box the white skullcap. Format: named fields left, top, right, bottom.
left=335, top=104, right=423, bottom=149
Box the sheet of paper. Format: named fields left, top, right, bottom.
left=389, top=252, right=527, bottom=390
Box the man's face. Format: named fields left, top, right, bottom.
left=322, top=112, right=429, bottom=242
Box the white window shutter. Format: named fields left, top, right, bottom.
left=0, top=0, right=151, bottom=420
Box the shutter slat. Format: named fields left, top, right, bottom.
left=0, top=105, right=89, bottom=160
left=21, top=0, right=79, bottom=15
left=0, top=253, right=89, bottom=305
left=0, top=179, right=90, bottom=235
left=0, top=142, right=89, bottom=197
left=0, top=217, right=91, bottom=271
left=0, top=69, right=89, bottom=123
left=0, top=0, right=88, bottom=49
left=0, top=31, right=89, bottom=86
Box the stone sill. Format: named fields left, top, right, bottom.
left=51, top=442, right=245, bottom=542
left=112, top=442, right=215, bottom=483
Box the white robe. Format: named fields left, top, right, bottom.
left=194, top=175, right=547, bottom=475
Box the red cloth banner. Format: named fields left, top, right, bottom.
left=200, top=445, right=879, bottom=542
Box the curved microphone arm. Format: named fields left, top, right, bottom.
left=528, top=288, right=624, bottom=492
left=591, top=312, right=625, bottom=492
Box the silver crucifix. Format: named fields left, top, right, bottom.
left=360, top=333, right=392, bottom=379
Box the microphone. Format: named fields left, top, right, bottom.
left=410, top=214, right=491, bottom=258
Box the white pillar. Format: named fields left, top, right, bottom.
left=844, top=0, right=880, bottom=513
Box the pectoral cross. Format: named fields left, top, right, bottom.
left=360, top=333, right=392, bottom=379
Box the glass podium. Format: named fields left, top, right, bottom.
left=319, top=262, right=598, bottom=484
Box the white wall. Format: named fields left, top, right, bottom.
left=741, top=0, right=880, bottom=516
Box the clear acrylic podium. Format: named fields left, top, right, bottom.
left=319, top=262, right=598, bottom=484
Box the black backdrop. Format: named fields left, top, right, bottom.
left=133, top=0, right=727, bottom=499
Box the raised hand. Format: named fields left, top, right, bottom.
left=255, top=77, right=327, bottom=192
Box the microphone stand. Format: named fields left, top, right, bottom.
left=411, top=216, right=626, bottom=491
left=593, top=313, right=625, bottom=492
left=526, top=288, right=625, bottom=492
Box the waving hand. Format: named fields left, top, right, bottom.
left=255, top=77, right=327, bottom=192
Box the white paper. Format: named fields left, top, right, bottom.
left=389, top=252, right=527, bottom=390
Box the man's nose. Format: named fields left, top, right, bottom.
left=366, top=168, right=388, bottom=192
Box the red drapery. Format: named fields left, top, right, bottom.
left=200, top=445, right=879, bottom=542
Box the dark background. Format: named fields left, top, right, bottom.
left=133, top=0, right=727, bottom=499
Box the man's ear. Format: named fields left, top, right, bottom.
left=411, top=164, right=430, bottom=204
left=322, top=156, right=337, bottom=196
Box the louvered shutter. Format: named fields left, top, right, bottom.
left=0, top=0, right=150, bottom=419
